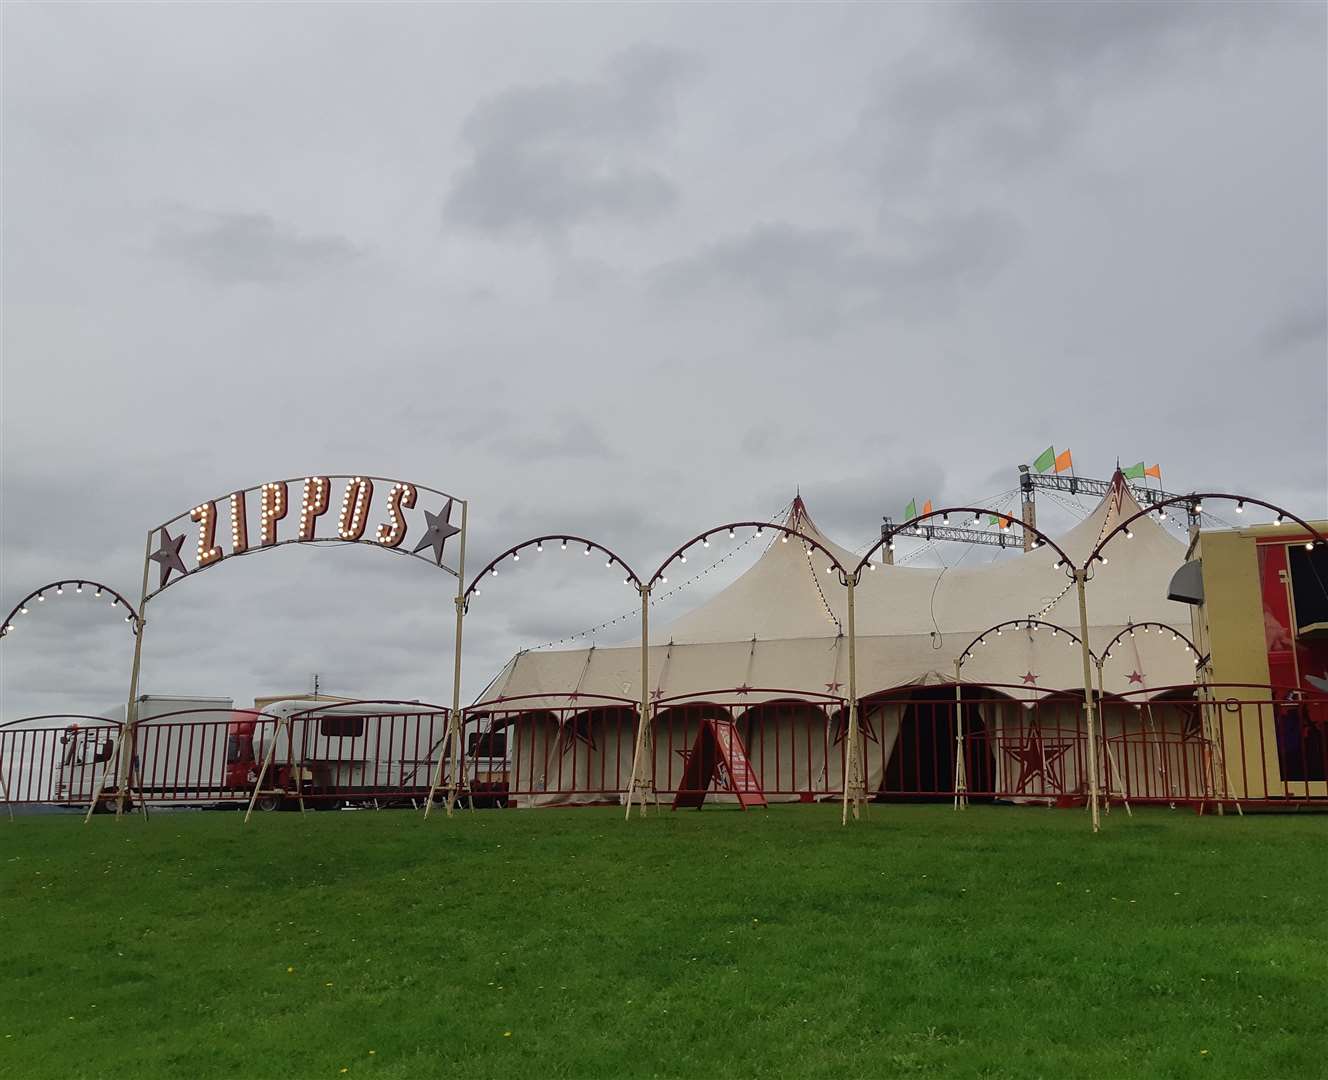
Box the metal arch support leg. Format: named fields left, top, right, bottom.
left=626, top=585, right=656, bottom=821
left=244, top=716, right=286, bottom=824
left=83, top=735, right=124, bottom=824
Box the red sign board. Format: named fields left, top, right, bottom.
left=673, top=718, right=767, bottom=810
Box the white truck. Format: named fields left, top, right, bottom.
left=229, top=699, right=509, bottom=810
left=55, top=694, right=235, bottom=808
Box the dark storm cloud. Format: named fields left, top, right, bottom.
left=154, top=210, right=361, bottom=284
left=444, top=45, right=695, bottom=237
left=652, top=211, right=1017, bottom=335
left=860, top=0, right=1312, bottom=189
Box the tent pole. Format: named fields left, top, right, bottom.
left=953, top=658, right=967, bottom=810
left=1074, top=570, right=1101, bottom=832
left=841, top=574, right=864, bottom=825
left=116, top=534, right=154, bottom=819
left=626, top=583, right=653, bottom=820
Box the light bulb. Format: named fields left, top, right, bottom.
left=781, top=535, right=788, bottom=543
left=1306, top=541, right=1315, bottom=551
left=702, top=538, right=709, bottom=547
left=19, top=606, right=28, bottom=615
left=867, top=562, right=875, bottom=570
left=95, top=588, right=102, bottom=597
left=1124, top=529, right=1133, bottom=539
left=728, top=529, right=735, bottom=539
left=56, top=585, right=63, bottom=595
left=76, top=583, right=82, bottom=593
left=584, top=545, right=591, bottom=556
left=36, top=593, right=44, bottom=602
left=536, top=543, right=542, bottom=552
left=561, top=540, right=567, bottom=550
left=1235, top=501, right=1244, bottom=513
left=512, top=552, right=519, bottom=561
left=1099, top=555, right=1109, bottom=565
left=490, top=567, right=497, bottom=576
left=680, top=554, right=687, bottom=563
left=1274, top=515, right=1285, bottom=526
left=661, top=576, right=668, bottom=584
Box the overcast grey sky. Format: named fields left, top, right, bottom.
left=2, top=2, right=1325, bottom=720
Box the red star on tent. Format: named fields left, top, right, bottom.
left=1127, top=671, right=1145, bottom=685
left=558, top=716, right=596, bottom=755
left=1002, top=722, right=1071, bottom=794
left=833, top=712, right=878, bottom=745
left=825, top=680, right=843, bottom=693
left=650, top=688, right=664, bottom=701
left=1021, top=671, right=1038, bottom=685
left=734, top=684, right=753, bottom=696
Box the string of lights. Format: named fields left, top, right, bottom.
left=525, top=501, right=793, bottom=651
left=1, top=580, right=141, bottom=640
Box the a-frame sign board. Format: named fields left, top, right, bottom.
left=673, top=718, right=767, bottom=810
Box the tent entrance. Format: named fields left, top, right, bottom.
left=876, top=691, right=995, bottom=802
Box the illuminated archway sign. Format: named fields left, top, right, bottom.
left=145, top=475, right=464, bottom=597
left=109, top=475, right=470, bottom=818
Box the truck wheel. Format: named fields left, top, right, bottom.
left=254, top=794, right=282, bottom=812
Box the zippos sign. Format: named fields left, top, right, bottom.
left=145, top=476, right=464, bottom=597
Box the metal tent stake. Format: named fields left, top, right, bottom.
left=1074, top=570, right=1102, bottom=833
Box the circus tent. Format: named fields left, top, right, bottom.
left=477, top=473, right=1204, bottom=807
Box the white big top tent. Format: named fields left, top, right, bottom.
left=476, top=473, right=1206, bottom=807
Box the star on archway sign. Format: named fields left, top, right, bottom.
left=412, top=498, right=460, bottom=567
left=150, top=527, right=188, bottom=587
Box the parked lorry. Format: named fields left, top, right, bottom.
left=224, top=699, right=509, bottom=810
left=55, top=694, right=236, bottom=809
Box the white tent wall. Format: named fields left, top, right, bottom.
left=507, top=708, right=633, bottom=808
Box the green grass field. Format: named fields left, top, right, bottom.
left=2, top=804, right=1324, bottom=1079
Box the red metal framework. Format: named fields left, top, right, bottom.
left=1, top=580, right=141, bottom=640
left=5, top=684, right=1325, bottom=811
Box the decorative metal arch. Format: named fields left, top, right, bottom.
left=2, top=580, right=141, bottom=641
left=464, top=535, right=643, bottom=607
left=648, top=521, right=850, bottom=588
left=856, top=507, right=1075, bottom=579
left=1088, top=493, right=1326, bottom=566
left=1099, top=621, right=1207, bottom=667
left=957, top=619, right=1096, bottom=667
left=145, top=475, right=465, bottom=600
